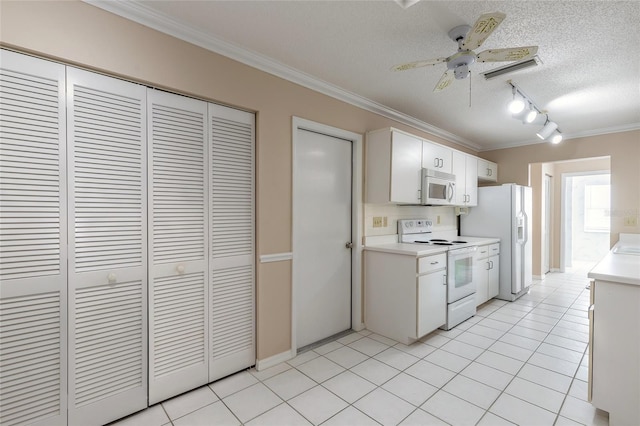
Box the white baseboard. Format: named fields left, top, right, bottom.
left=255, top=349, right=295, bottom=371
left=533, top=275, right=544, bottom=280
left=352, top=322, right=366, bottom=332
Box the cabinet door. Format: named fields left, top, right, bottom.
left=67, top=68, right=147, bottom=425
left=488, top=254, right=500, bottom=299
left=478, top=159, right=498, bottom=182
left=452, top=150, right=467, bottom=205
left=390, top=131, right=422, bottom=204
left=422, top=141, right=452, bottom=173
left=0, top=50, right=67, bottom=426
left=208, top=104, right=255, bottom=382
left=465, top=155, right=478, bottom=206
left=417, top=271, right=447, bottom=336
left=148, top=89, right=209, bottom=404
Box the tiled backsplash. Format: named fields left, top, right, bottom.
left=364, top=204, right=457, bottom=237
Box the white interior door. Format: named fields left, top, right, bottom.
left=294, top=129, right=352, bottom=349
left=0, top=49, right=67, bottom=426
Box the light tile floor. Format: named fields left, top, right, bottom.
left=112, top=263, right=610, bottom=426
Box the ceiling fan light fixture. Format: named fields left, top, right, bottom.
left=536, top=120, right=558, bottom=140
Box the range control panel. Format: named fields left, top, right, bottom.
left=398, top=219, right=433, bottom=236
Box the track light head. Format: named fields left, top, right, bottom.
left=524, top=103, right=538, bottom=123
left=508, top=87, right=525, bottom=114
left=550, top=130, right=563, bottom=144
left=536, top=120, right=558, bottom=140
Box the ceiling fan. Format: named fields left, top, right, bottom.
left=391, top=12, right=538, bottom=91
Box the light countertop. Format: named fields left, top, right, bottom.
left=364, top=236, right=500, bottom=257
left=588, top=234, right=640, bottom=286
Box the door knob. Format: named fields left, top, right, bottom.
left=345, top=242, right=353, bottom=249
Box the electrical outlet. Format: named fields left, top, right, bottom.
left=383, top=217, right=388, bottom=227
left=373, top=216, right=383, bottom=228
left=624, top=216, right=638, bottom=226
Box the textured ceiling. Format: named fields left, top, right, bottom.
left=92, top=0, right=640, bottom=151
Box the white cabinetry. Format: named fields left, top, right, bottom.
left=589, top=279, right=640, bottom=425
left=452, top=151, right=478, bottom=206
left=365, top=250, right=446, bottom=345
left=474, top=243, right=500, bottom=306
left=422, top=140, right=452, bottom=173
left=366, top=128, right=422, bottom=204
left=477, top=158, right=498, bottom=182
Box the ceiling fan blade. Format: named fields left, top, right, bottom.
left=391, top=57, right=446, bottom=72
left=434, top=69, right=454, bottom=92
left=477, top=46, right=538, bottom=62
left=462, top=11, right=506, bottom=50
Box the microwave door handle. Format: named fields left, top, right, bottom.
left=448, top=182, right=455, bottom=202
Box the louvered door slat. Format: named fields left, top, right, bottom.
left=209, top=104, right=255, bottom=382
left=0, top=50, right=66, bottom=426
left=67, top=67, right=147, bottom=426
left=148, top=89, right=208, bottom=404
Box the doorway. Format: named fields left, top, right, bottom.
left=562, top=172, right=611, bottom=270
left=292, top=118, right=363, bottom=352
left=543, top=174, right=552, bottom=274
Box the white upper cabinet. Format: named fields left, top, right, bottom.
left=366, top=128, right=422, bottom=204
left=422, top=141, right=452, bottom=173
left=478, top=158, right=498, bottom=182
left=452, top=151, right=478, bottom=206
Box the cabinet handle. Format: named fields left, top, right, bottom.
left=430, top=261, right=439, bottom=265
left=434, top=158, right=439, bottom=168
left=489, top=261, right=494, bottom=269
left=488, top=168, right=492, bottom=176
left=417, top=189, right=421, bottom=201
left=443, top=275, right=447, bottom=285
left=439, top=158, right=444, bottom=168
left=486, top=262, right=490, bottom=270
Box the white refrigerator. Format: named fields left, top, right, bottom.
left=461, top=184, right=533, bottom=301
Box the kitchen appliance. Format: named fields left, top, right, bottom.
left=421, top=169, right=456, bottom=205
left=460, top=184, right=533, bottom=301
left=398, top=219, right=477, bottom=329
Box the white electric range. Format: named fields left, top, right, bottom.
left=398, top=219, right=477, bottom=330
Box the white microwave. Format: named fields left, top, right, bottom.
left=421, top=168, right=456, bottom=205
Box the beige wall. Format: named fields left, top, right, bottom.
left=530, top=158, right=611, bottom=276
left=0, top=1, right=478, bottom=361
left=483, top=131, right=640, bottom=253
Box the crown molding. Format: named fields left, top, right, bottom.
left=478, top=122, right=640, bottom=152
left=84, top=0, right=480, bottom=151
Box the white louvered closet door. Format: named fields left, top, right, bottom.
left=209, top=104, right=255, bottom=381
left=0, top=50, right=67, bottom=426
left=66, top=68, right=147, bottom=426
left=147, top=89, right=209, bottom=404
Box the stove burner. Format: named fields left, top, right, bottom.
left=413, top=240, right=431, bottom=244
left=429, top=239, right=448, bottom=242
left=432, top=242, right=453, bottom=246
left=451, top=240, right=467, bottom=244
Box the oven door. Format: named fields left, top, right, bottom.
left=447, top=247, right=477, bottom=302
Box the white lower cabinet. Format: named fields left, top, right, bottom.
left=474, top=243, right=500, bottom=306
left=365, top=250, right=447, bottom=345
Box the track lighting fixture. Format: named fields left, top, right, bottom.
left=536, top=120, right=558, bottom=140
left=507, top=80, right=563, bottom=144
left=550, top=130, right=563, bottom=144
left=524, top=102, right=538, bottom=123
left=507, top=86, right=525, bottom=114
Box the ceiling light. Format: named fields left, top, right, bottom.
left=524, top=103, right=538, bottom=123
left=550, top=130, right=563, bottom=144
left=508, top=87, right=525, bottom=114
left=536, top=120, right=558, bottom=140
